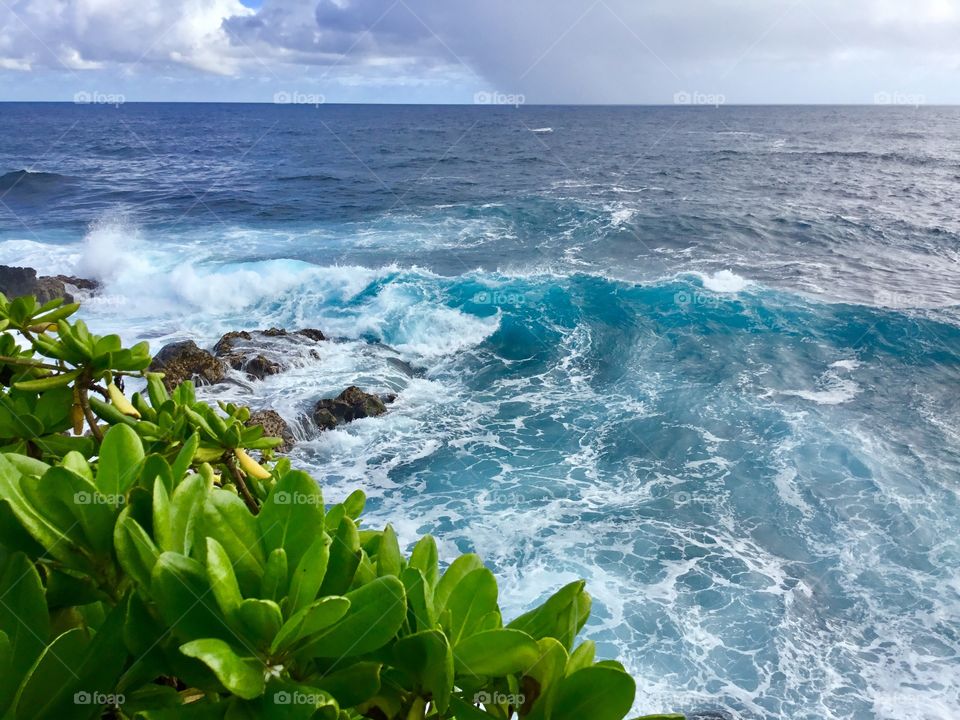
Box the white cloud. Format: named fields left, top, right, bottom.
left=1, top=0, right=960, bottom=102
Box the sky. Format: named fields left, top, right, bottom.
left=0, top=0, right=958, bottom=104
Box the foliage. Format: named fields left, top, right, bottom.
left=0, top=293, right=682, bottom=720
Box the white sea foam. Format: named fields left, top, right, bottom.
left=697, top=269, right=750, bottom=293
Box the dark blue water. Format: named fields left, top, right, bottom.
left=1, top=103, right=959, bottom=719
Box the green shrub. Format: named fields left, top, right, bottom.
left=0, top=293, right=682, bottom=719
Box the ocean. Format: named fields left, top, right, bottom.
left=1, top=103, right=958, bottom=719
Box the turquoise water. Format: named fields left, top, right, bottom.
left=1, top=104, right=959, bottom=718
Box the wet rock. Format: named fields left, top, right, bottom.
left=212, top=328, right=326, bottom=381
left=212, top=330, right=251, bottom=357
left=242, top=354, right=282, bottom=380
left=312, top=386, right=387, bottom=431
left=149, top=340, right=227, bottom=391
left=297, top=328, right=326, bottom=342
left=246, top=409, right=295, bottom=452
left=52, top=275, right=100, bottom=292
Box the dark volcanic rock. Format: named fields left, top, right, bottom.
left=52, top=275, right=100, bottom=292
left=149, top=340, right=227, bottom=390
left=246, top=409, right=295, bottom=452
left=297, top=328, right=326, bottom=342
left=0, top=265, right=74, bottom=304
left=212, top=328, right=326, bottom=381
left=242, top=354, right=282, bottom=380
left=312, top=386, right=388, bottom=431
left=213, top=331, right=252, bottom=356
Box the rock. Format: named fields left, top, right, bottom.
left=246, top=409, right=295, bottom=452
left=52, top=275, right=100, bottom=292
left=212, top=328, right=326, bottom=381
left=312, top=386, right=388, bottom=431
left=0, top=265, right=74, bottom=304
left=297, top=328, right=326, bottom=342
left=149, top=340, right=227, bottom=391
left=243, top=354, right=282, bottom=380
left=212, top=330, right=252, bottom=357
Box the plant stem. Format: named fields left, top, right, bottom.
left=225, top=453, right=260, bottom=514
left=78, top=371, right=103, bottom=443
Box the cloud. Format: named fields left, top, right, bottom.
left=1, top=0, right=959, bottom=102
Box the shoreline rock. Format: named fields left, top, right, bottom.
left=213, top=328, right=325, bottom=381
left=151, top=328, right=393, bottom=446
left=312, top=386, right=388, bottom=431
left=246, top=409, right=295, bottom=452
left=148, top=340, right=227, bottom=391
left=0, top=265, right=101, bottom=305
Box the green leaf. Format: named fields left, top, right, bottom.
left=0, top=553, right=50, bottom=712
left=171, top=433, right=199, bottom=482
left=0, top=630, right=13, bottom=716
left=271, top=596, right=350, bottom=654
left=507, top=580, right=589, bottom=651
left=33, top=467, right=115, bottom=557
left=206, top=538, right=243, bottom=622
left=566, top=640, right=596, bottom=675
left=114, top=509, right=160, bottom=588
left=259, top=471, right=325, bottom=577
left=157, top=470, right=206, bottom=554
left=300, top=576, right=406, bottom=658
left=95, top=424, right=145, bottom=502
left=151, top=552, right=234, bottom=643
left=393, top=630, right=453, bottom=713
left=16, top=603, right=127, bottom=720
left=179, top=639, right=265, bottom=700
left=0, top=455, right=89, bottom=571
left=454, top=628, right=540, bottom=678
left=236, top=599, right=283, bottom=649
left=309, top=662, right=381, bottom=708
left=444, top=567, right=499, bottom=645
left=549, top=666, right=636, bottom=720
left=376, top=524, right=402, bottom=577
left=260, top=548, right=288, bottom=602
left=13, top=367, right=82, bottom=392
left=287, top=534, right=330, bottom=613
left=202, top=489, right=264, bottom=596
left=401, top=567, right=435, bottom=633
left=317, top=517, right=360, bottom=597
left=434, top=553, right=483, bottom=617
left=409, top=535, right=439, bottom=587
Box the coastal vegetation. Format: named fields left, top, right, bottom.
left=0, top=292, right=681, bottom=719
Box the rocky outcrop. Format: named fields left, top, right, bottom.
left=312, top=386, right=388, bottom=431
left=246, top=409, right=295, bottom=452
left=0, top=265, right=72, bottom=304
left=212, top=328, right=325, bottom=380
left=149, top=340, right=227, bottom=391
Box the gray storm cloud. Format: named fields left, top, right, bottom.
left=1, top=0, right=959, bottom=101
